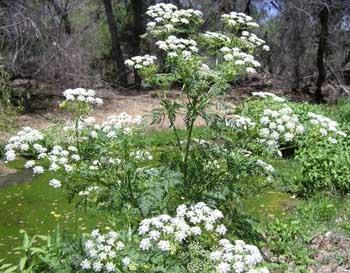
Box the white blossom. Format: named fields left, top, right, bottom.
left=63, top=88, right=103, bottom=105
left=49, top=179, right=62, bottom=188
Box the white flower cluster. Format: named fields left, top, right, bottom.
left=220, top=47, right=260, bottom=74
left=80, top=230, right=130, bottom=272
left=156, top=35, right=198, bottom=59
left=4, top=127, right=44, bottom=162
left=210, top=239, right=269, bottom=273
left=130, top=150, right=153, bottom=161
left=262, top=45, right=270, bottom=52
left=251, top=92, right=285, bottom=102
left=198, top=63, right=218, bottom=79
left=256, top=159, right=275, bottom=173
left=80, top=203, right=268, bottom=273
left=241, top=31, right=267, bottom=48
left=24, top=145, right=79, bottom=178
left=145, top=3, right=202, bottom=35
left=139, top=202, right=226, bottom=252
left=11, top=113, right=144, bottom=189
left=79, top=186, right=101, bottom=197
left=49, top=178, right=62, bottom=189
left=225, top=115, right=256, bottom=130
left=222, top=12, right=259, bottom=28
left=63, top=88, right=103, bottom=105
left=124, top=55, right=157, bottom=69
left=46, top=145, right=78, bottom=174
left=101, top=113, right=143, bottom=138
left=102, top=113, right=143, bottom=129
left=203, top=31, right=230, bottom=43
left=62, top=113, right=143, bottom=139
left=62, top=117, right=98, bottom=135
left=259, top=107, right=304, bottom=148
left=308, top=112, right=346, bottom=143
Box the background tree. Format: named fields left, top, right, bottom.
left=102, top=0, right=128, bottom=85
left=129, top=0, right=145, bottom=86
left=315, top=0, right=331, bottom=102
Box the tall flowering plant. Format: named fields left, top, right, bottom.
left=125, top=4, right=269, bottom=198
left=4, top=87, right=160, bottom=223
left=59, top=88, right=103, bottom=152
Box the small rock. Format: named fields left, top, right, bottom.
left=0, top=162, right=16, bottom=176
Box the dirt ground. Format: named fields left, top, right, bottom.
left=5, top=88, right=243, bottom=138
left=6, top=75, right=294, bottom=134
left=6, top=73, right=321, bottom=139
left=309, top=232, right=350, bottom=273
left=7, top=72, right=340, bottom=140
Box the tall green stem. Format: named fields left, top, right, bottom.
left=173, top=125, right=183, bottom=153
left=75, top=117, right=81, bottom=154
left=183, top=116, right=196, bottom=196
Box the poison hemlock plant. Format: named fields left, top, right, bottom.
left=2, top=4, right=277, bottom=273
left=125, top=4, right=270, bottom=199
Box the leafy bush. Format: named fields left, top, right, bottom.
left=329, top=97, right=350, bottom=124
left=296, top=136, right=350, bottom=195
left=221, top=94, right=305, bottom=157
left=265, top=218, right=307, bottom=256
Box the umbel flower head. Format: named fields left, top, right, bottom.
left=80, top=229, right=130, bottom=272
left=138, top=202, right=270, bottom=273
left=62, top=88, right=103, bottom=105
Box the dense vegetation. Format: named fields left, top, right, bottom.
left=1, top=1, right=350, bottom=273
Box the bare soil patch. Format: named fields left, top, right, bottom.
left=309, top=232, right=350, bottom=273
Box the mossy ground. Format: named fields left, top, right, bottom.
left=0, top=168, right=109, bottom=263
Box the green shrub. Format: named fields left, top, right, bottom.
left=330, top=97, right=350, bottom=124
left=297, top=137, right=350, bottom=195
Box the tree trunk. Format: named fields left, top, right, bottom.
left=315, top=1, right=330, bottom=103
left=48, top=0, right=71, bottom=35
left=292, top=58, right=301, bottom=91
left=102, top=0, right=128, bottom=85
left=244, top=0, right=252, bottom=15
left=130, top=0, right=144, bottom=86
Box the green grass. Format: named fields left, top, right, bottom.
left=144, top=127, right=211, bottom=147
left=0, top=168, right=109, bottom=263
